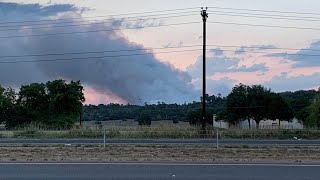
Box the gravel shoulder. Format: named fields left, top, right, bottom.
left=0, top=144, right=319, bottom=163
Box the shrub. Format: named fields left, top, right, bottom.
left=138, top=113, right=151, bottom=126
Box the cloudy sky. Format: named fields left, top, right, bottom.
left=0, top=0, right=319, bottom=104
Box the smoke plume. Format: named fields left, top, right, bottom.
left=0, top=2, right=198, bottom=104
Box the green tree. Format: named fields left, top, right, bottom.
left=138, top=112, right=151, bottom=126
left=0, top=86, right=31, bottom=129
left=268, top=93, right=294, bottom=127
left=12, top=80, right=85, bottom=129
left=0, top=86, right=16, bottom=124
left=18, top=83, right=48, bottom=122
left=305, top=95, right=320, bottom=128
left=224, top=84, right=251, bottom=128
left=279, top=90, right=319, bottom=123
left=247, top=85, right=272, bottom=129
left=45, top=80, right=85, bottom=128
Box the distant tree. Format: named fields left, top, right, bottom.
left=305, top=95, right=320, bottom=128
left=279, top=90, right=319, bottom=123
left=0, top=86, right=16, bottom=124
left=18, top=83, right=48, bottom=115
left=216, top=108, right=241, bottom=127
left=187, top=107, right=215, bottom=126
left=0, top=86, right=31, bottom=129
left=82, top=95, right=227, bottom=125
left=187, top=108, right=201, bottom=126
left=224, top=84, right=251, bottom=128
left=45, top=80, right=85, bottom=128
left=247, top=85, right=272, bottom=129
left=12, top=80, right=85, bottom=129
left=268, top=93, right=294, bottom=127
left=138, top=112, right=151, bottom=126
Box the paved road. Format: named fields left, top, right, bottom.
left=0, top=139, right=320, bottom=145
left=0, top=162, right=319, bottom=179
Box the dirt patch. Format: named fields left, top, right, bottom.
left=0, top=144, right=319, bottom=163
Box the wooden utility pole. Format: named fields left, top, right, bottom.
left=201, top=7, right=208, bottom=131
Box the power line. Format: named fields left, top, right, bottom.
left=1, top=47, right=318, bottom=64
left=1, top=44, right=319, bottom=59
left=209, top=6, right=320, bottom=16
left=0, top=14, right=198, bottom=32
left=0, top=10, right=200, bottom=28
left=0, top=21, right=200, bottom=39
left=206, top=44, right=320, bottom=52
left=0, top=45, right=202, bottom=59
left=0, top=7, right=198, bottom=25
left=210, top=11, right=320, bottom=22
left=0, top=49, right=203, bottom=64
left=213, top=48, right=320, bottom=57
left=208, top=21, right=320, bottom=31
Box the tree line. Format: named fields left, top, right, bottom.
left=0, top=80, right=84, bottom=129
left=1, top=80, right=319, bottom=129
left=82, top=94, right=226, bottom=125
left=218, top=84, right=293, bottom=129
left=213, top=84, right=319, bottom=128
left=84, top=84, right=320, bottom=128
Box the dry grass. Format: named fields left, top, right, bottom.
left=6, top=125, right=320, bottom=139
left=0, top=144, right=319, bottom=163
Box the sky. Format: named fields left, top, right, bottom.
left=0, top=0, right=319, bottom=104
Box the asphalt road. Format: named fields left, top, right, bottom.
left=0, top=163, right=319, bottom=180
left=0, top=139, right=320, bottom=145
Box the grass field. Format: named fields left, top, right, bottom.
left=1, top=123, right=320, bottom=139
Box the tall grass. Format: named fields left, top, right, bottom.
left=6, top=124, right=320, bottom=139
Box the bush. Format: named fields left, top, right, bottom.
left=138, top=113, right=151, bottom=126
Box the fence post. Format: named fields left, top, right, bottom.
left=103, top=128, right=106, bottom=149
left=216, top=128, right=219, bottom=149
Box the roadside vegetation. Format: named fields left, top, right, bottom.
left=0, top=80, right=319, bottom=139
left=0, top=80, right=84, bottom=129
left=83, top=84, right=320, bottom=129
left=3, top=125, right=320, bottom=139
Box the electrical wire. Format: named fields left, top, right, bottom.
left=206, top=44, right=320, bottom=52
left=0, top=49, right=203, bottom=64
left=210, top=11, right=320, bottom=22
left=0, top=45, right=203, bottom=59
left=208, top=21, right=320, bottom=31
left=211, top=48, right=320, bottom=57
left=0, top=10, right=200, bottom=28
left=208, top=6, right=320, bottom=16
left=0, top=44, right=319, bottom=59
left=0, top=7, right=199, bottom=25
left=0, top=14, right=198, bottom=32
left=0, top=21, right=200, bottom=39
left=1, top=47, right=319, bottom=64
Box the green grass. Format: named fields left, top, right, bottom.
left=2, top=125, right=320, bottom=139
left=218, top=129, right=320, bottom=139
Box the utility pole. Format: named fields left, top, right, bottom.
left=201, top=7, right=208, bottom=132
